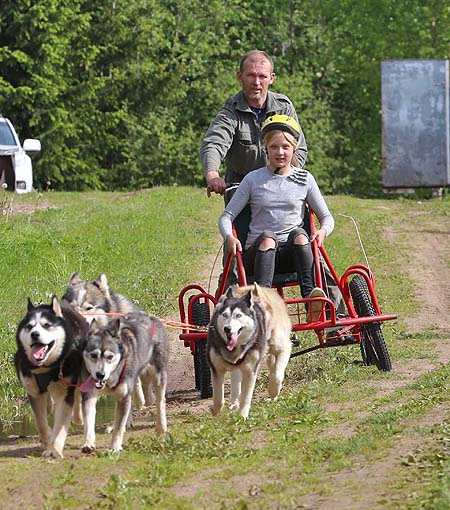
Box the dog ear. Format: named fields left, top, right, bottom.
left=51, top=296, right=63, bottom=317
left=95, top=273, right=111, bottom=300
left=225, top=286, right=234, bottom=299
left=69, top=272, right=81, bottom=285
left=243, top=290, right=253, bottom=308
left=27, top=298, right=35, bottom=312
left=252, top=282, right=262, bottom=296
left=109, top=318, right=121, bottom=336
left=89, top=319, right=101, bottom=334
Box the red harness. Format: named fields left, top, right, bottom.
left=112, top=357, right=128, bottom=389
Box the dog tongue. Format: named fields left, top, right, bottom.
left=227, top=333, right=238, bottom=351
left=31, top=344, right=47, bottom=363
left=79, top=376, right=97, bottom=393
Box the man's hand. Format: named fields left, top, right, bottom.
left=206, top=171, right=227, bottom=197
left=226, top=235, right=242, bottom=256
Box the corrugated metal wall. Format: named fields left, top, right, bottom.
left=381, top=59, right=450, bottom=190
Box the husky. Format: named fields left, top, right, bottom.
left=207, top=283, right=292, bottom=419
left=14, top=296, right=88, bottom=458
left=63, top=272, right=153, bottom=409
left=79, top=312, right=169, bottom=452
left=63, top=272, right=142, bottom=327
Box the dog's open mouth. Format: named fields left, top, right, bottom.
left=79, top=376, right=106, bottom=393
left=30, top=341, right=55, bottom=366
left=226, top=328, right=242, bottom=351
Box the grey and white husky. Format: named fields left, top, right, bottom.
left=207, top=283, right=292, bottom=419
left=14, top=297, right=88, bottom=458
left=79, top=312, right=169, bottom=452
left=63, top=272, right=142, bottom=327
left=63, top=272, right=153, bottom=409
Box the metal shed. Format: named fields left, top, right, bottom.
left=381, top=59, right=450, bottom=191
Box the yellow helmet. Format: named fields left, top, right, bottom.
left=261, top=114, right=301, bottom=140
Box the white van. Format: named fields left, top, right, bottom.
left=0, top=116, right=41, bottom=193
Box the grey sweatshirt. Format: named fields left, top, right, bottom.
left=219, top=166, right=334, bottom=249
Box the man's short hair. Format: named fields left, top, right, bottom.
left=239, top=50, right=274, bottom=73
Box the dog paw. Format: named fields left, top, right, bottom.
left=268, top=381, right=282, bottom=400
left=81, top=444, right=96, bottom=454
left=210, top=404, right=222, bottom=416
left=155, top=425, right=167, bottom=437
left=42, top=448, right=63, bottom=459
left=238, top=408, right=250, bottom=420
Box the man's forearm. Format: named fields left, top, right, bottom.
left=205, top=170, right=221, bottom=184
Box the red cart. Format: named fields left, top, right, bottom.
left=178, top=209, right=397, bottom=398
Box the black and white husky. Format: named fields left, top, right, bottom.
left=14, top=297, right=88, bottom=458
left=207, top=283, right=292, bottom=419
left=79, top=312, right=169, bottom=452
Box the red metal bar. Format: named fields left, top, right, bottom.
left=340, top=266, right=382, bottom=316
left=291, top=313, right=397, bottom=332
left=309, top=208, right=323, bottom=289
left=178, top=284, right=207, bottom=328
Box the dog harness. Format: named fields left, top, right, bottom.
left=111, top=358, right=128, bottom=389
left=223, top=337, right=258, bottom=366
left=34, top=365, right=60, bottom=392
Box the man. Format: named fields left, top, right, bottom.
left=201, top=49, right=307, bottom=197
left=200, top=50, right=308, bottom=288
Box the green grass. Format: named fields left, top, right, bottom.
left=1, top=189, right=450, bottom=509
left=0, top=187, right=223, bottom=422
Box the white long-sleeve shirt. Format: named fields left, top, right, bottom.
left=219, top=166, right=334, bottom=249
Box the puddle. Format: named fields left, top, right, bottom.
left=0, top=396, right=116, bottom=441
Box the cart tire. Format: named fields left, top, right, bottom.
left=197, top=338, right=213, bottom=399
left=349, top=275, right=392, bottom=372
left=190, top=300, right=212, bottom=398
left=193, top=347, right=201, bottom=391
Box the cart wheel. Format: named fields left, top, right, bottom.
left=190, top=300, right=213, bottom=398
left=349, top=275, right=392, bottom=372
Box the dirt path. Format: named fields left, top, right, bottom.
left=162, top=205, right=450, bottom=510
left=164, top=248, right=221, bottom=413
left=299, top=207, right=450, bottom=509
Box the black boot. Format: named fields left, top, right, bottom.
left=254, top=249, right=276, bottom=287
left=291, top=244, right=315, bottom=298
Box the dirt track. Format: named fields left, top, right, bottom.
left=158, top=201, right=450, bottom=509
left=299, top=203, right=450, bottom=509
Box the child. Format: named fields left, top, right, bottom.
left=218, top=115, right=334, bottom=317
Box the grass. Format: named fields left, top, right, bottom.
left=0, top=187, right=223, bottom=423
left=1, top=188, right=450, bottom=509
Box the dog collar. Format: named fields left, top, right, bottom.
left=111, top=358, right=128, bottom=389
left=148, top=320, right=157, bottom=337
left=225, top=340, right=257, bottom=366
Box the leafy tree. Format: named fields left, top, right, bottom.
left=1, top=0, right=449, bottom=195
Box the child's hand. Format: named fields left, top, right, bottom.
left=226, top=235, right=242, bottom=255
left=310, top=228, right=327, bottom=247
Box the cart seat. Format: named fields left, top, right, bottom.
left=246, top=272, right=299, bottom=288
